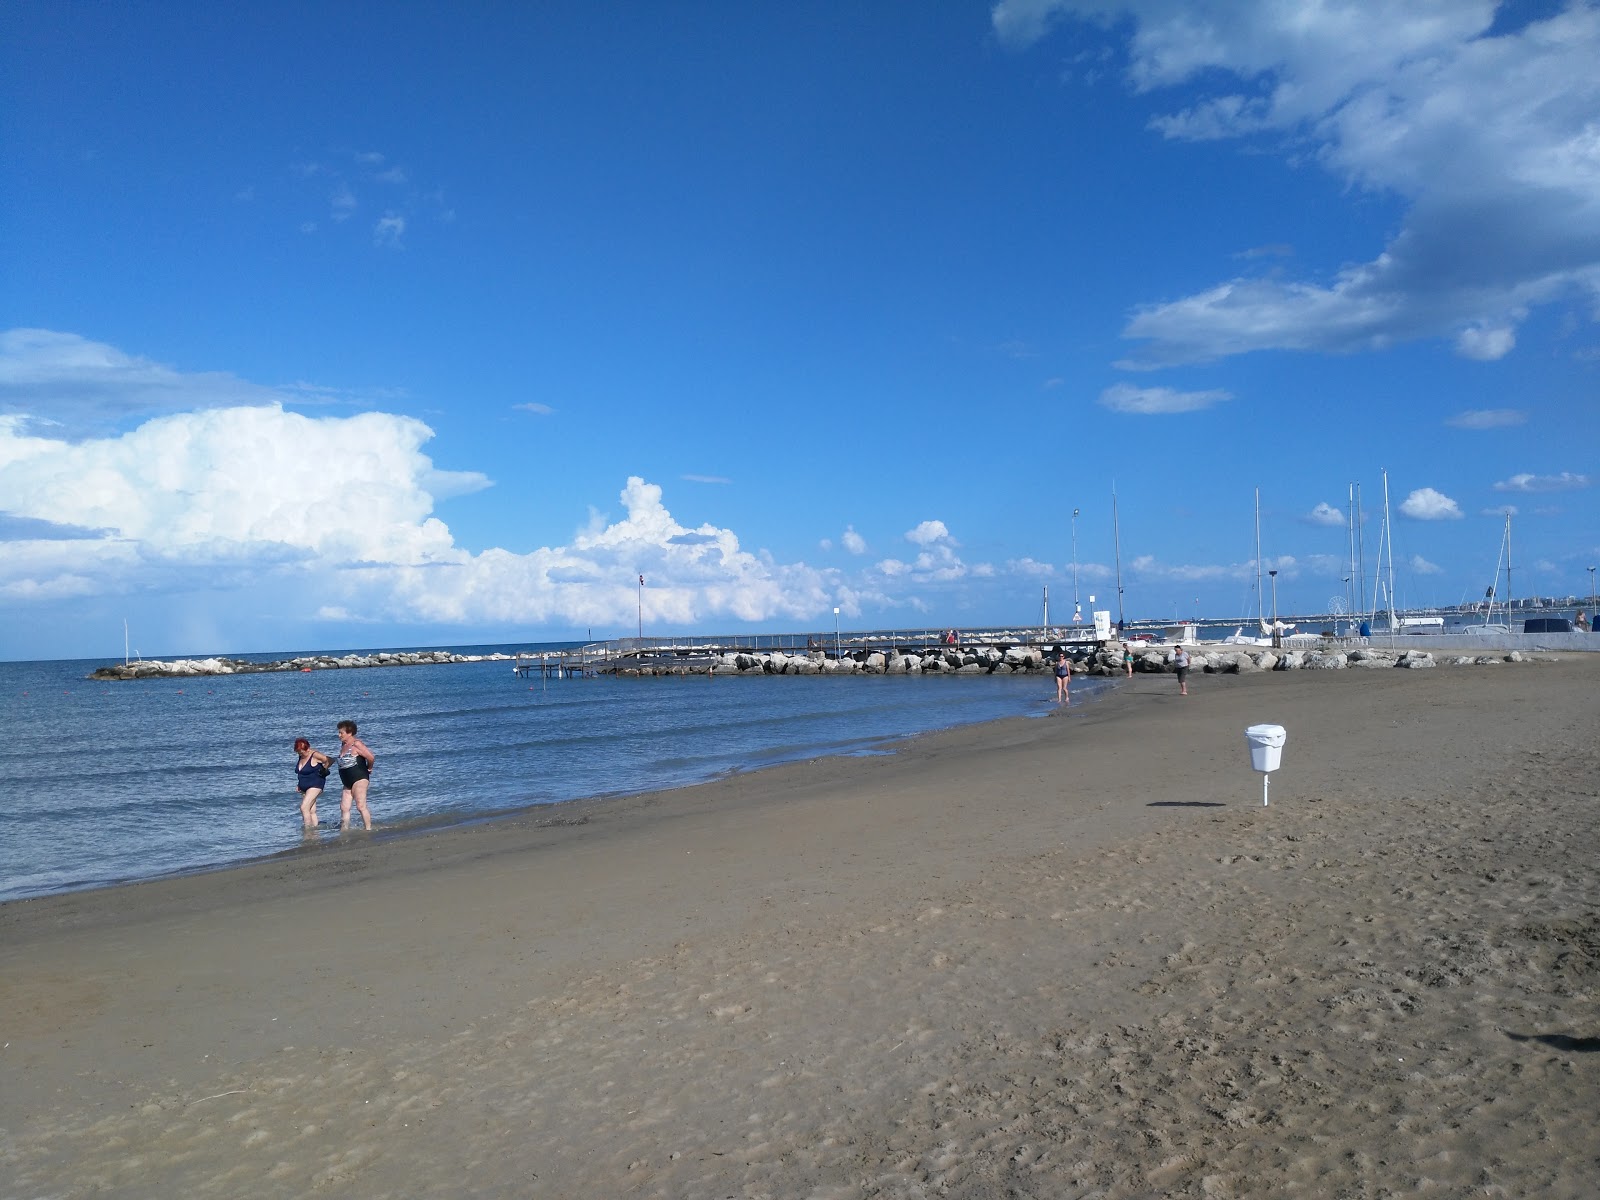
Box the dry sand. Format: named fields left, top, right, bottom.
left=3, top=659, right=1597, bottom=1198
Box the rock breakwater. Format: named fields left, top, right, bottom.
left=609, top=643, right=1545, bottom=676
left=88, top=650, right=515, bottom=680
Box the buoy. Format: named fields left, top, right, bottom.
left=300, top=667, right=312, bottom=673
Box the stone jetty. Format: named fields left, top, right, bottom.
left=88, top=649, right=515, bottom=680
left=88, top=641, right=1546, bottom=681
left=606, top=643, right=1544, bottom=677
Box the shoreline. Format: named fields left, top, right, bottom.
left=1, top=673, right=1120, bottom=907
left=4, top=658, right=1596, bottom=1196
left=0, top=674, right=1123, bottom=919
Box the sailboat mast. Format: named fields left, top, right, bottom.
left=1346, top=483, right=1357, bottom=620
left=1112, top=486, right=1125, bottom=625
left=1354, top=482, right=1367, bottom=619
left=1382, top=469, right=1397, bottom=631
left=1505, top=512, right=1513, bottom=615
left=1254, top=487, right=1267, bottom=634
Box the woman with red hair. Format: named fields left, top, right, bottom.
left=292, top=737, right=332, bottom=829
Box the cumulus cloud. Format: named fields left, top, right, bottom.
left=3, top=332, right=1061, bottom=643
left=1098, top=383, right=1231, bottom=414
left=905, top=520, right=954, bottom=546
left=0, top=400, right=845, bottom=630
left=1306, top=502, right=1345, bottom=527
left=1492, top=471, right=1590, bottom=492
left=1446, top=408, right=1525, bottom=430
left=1409, top=554, right=1443, bottom=575
left=996, top=1, right=1600, bottom=366
left=1399, top=487, right=1463, bottom=520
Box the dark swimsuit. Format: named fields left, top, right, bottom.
left=296, top=755, right=326, bottom=793
left=337, top=749, right=370, bottom=788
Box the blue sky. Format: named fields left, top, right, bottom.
left=2, top=0, right=1596, bottom=660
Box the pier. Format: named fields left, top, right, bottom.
left=513, top=624, right=1114, bottom=679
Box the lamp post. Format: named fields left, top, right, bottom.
left=1589, top=566, right=1596, bottom=614
left=1269, top=569, right=1280, bottom=649
left=833, top=607, right=841, bottom=660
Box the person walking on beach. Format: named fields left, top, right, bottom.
left=1054, top=651, right=1072, bottom=703
left=334, top=719, right=377, bottom=831
left=1172, top=644, right=1191, bottom=697
left=1122, top=643, right=1134, bottom=677
left=292, top=737, right=332, bottom=829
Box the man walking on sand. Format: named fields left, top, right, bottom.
left=1172, top=644, right=1190, bottom=697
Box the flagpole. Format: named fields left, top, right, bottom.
left=637, top=574, right=644, bottom=641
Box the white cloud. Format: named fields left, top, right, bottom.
left=1482, top=504, right=1518, bottom=517
left=0, top=406, right=839, bottom=630
left=681, top=474, right=731, bottom=485
left=0, top=329, right=288, bottom=436
left=374, top=213, right=406, bottom=247
left=841, top=526, right=867, bottom=554
left=1098, top=383, right=1231, bottom=414
left=1409, top=554, right=1443, bottom=575
left=515, top=402, right=555, bottom=416
left=1493, top=471, right=1590, bottom=492
left=1399, top=487, right=1463, bottom=520
left=1306, top=501, right=1345, bottom=527
left=1446, top=408, right=1525, bottom=430
left=998, top=2, right=1600, bottom=366
left=905, top=520, right=953, bottom=546
left=1455, top=324, right=1517, bottom=361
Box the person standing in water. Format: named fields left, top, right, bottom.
left=292, top=737, right=332, bottom=829
left=1054, top=651, right=1072, bottom=703
left=335, top=719, right=377, bottom=830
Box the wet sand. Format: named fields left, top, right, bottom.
left=3, top=659, right=1597, bottom=1198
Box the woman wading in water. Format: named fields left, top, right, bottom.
left=292, top=737, right=332, bottom=829
left=335, top=719, right=377, bottom=830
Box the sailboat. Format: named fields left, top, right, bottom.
left=1223, top=489, right=1297, bottom=646
left=1463, top=512, right=1514, bottom=635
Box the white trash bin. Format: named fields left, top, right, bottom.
left=1245, top=723, right=1287, bottom=773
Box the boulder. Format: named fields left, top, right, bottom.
left=1399, top=651, right=1435, bottom=669
left=1349, top=654, right=1397, bottom=669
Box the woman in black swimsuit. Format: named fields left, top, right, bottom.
left=292, top=737, right=332, bottom=829
left=334, top=719, right=377, bottom=831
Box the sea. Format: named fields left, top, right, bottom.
left=0, top=643, right=1114, bottom=904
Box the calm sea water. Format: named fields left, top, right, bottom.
left=0, top=644, right=1109, bottom=903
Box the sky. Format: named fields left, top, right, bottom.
left=1, top=0, right=1597, bottom=660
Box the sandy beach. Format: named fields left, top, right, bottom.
left=3, top=658, right=1597, bottom=1198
